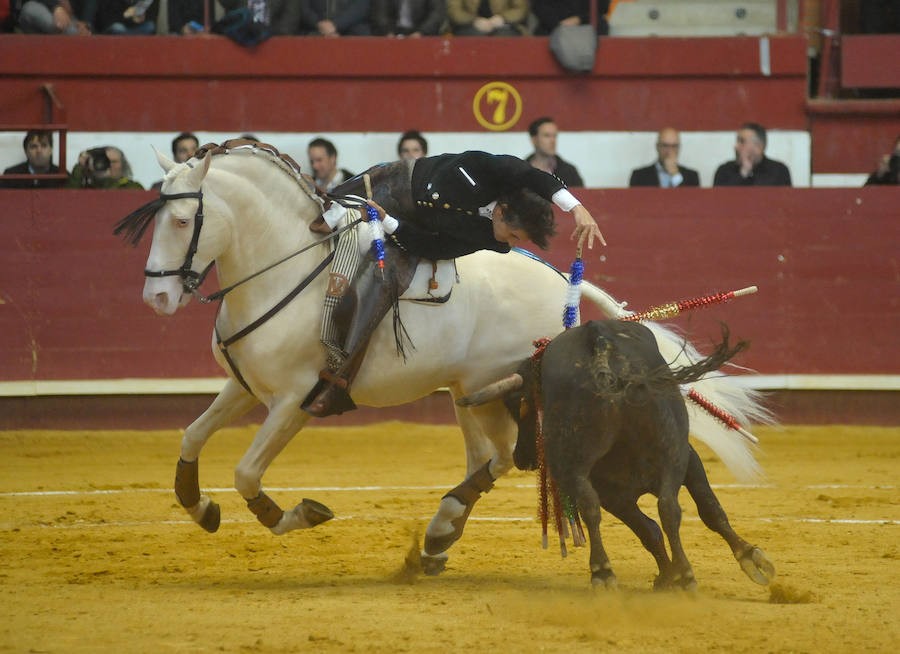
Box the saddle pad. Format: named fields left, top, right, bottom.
left=400, top=259, right=457, bottom=303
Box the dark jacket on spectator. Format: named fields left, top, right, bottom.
left=1, top=161, right=67, bottom=189
left=372, top=0, right=445, bottom=36
left=299, top=0, right=372, bottom=35
left=629, top=163, right=700, bottom=187
left=78, top=0, right=159, bottom=33
left=713, top=157, right=792, bottom=187
left=531, top=0, right=610, bottom=35
left=525, top=153, right=584, bottom=187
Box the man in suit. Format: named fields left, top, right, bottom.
left=629, top=128, right=699, bottom=188
left=303, top=150, right=604, bottom=417
left=525, top=116, right=584, bottom=187
left=1, top=129, right=67, bottom=189
left=713, top=123, right=792, bottom=187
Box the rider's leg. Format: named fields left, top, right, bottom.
left=303, top=246, right=419, bottom=417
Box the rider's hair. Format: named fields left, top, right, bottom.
left=497, top=188, right=556, bottom=249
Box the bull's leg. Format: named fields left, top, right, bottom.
left=683, top=447, right=775, bottom=585
left=601, top=496, right=672, bottom=584
left=175, top=379, right=260, bottom=532
left=234, top=397, right=333, bottom=535
left=569, top=475, right=616, bottom=589
left=655, top=479, right=696, bottom=591
left=421, top=400, right=513, bottom=575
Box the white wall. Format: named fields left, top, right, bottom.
left=2, top=129, right=815, bottom=189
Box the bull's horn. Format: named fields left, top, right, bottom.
left=456, top=374, right=523, bottom=407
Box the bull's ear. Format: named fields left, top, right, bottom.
left=153, top=146, right=176, bottom=173
left=183, top=151, right=212, bottom=189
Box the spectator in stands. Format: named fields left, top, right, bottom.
left=11, top=0, right=90, bottom=34
left=447, top=0, right=528, bottom=36
left=629, top=127, right=700, bottom=188
left=308, top=137, right=354, bottom=192
left=860, top=0, right=899, bottom=33
left=299, top=0, right=372, bottom=36
left=397, top=130, right=428, bottom=160
left=1, top=129, right=68, bottom=189
left=864, top=134, right=900, bottom=185
left=372, top=0, right=445, bottom=36
left=713, top=123, right=791, bottom=187
left=80, top=0, right=157, bottom=35
left=173, top=0, right=302, bottom=35
left=68, top=145, right=144, bottom=189
left=525, top=117, right=584, bottom=187
left=531, top=0, right=610, bottom=36
left=152, top=132, right=200, bottom=190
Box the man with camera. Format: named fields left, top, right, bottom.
left=864, top=135, right=900, bottom=186
left=67, top=146, right=143, bottom=189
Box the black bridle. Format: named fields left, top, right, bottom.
left=142, top=190, right=214, bottom=294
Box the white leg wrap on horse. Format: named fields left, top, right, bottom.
left=270, top=499, right=336, bottom=535
left=425, top=496, right=466, bottom=540
left=185, top=495, right=212, bottom=523
left=270, top=505, right=307, bottom=535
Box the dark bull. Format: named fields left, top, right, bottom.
left=457, top=320, right=775, bottom=590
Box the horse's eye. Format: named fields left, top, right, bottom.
left=175, top=218, right=190, bottom=228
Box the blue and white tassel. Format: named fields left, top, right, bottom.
left=366, top=205, right=386, bottom=275
left=563, top=255, right=584, bottom=329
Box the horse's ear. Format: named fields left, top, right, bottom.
left=183, top=152, right=212, bottom=189
left=153, top=146, right=176, bottom=173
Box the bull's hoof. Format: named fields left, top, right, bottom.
left=739, top=546, right=775, bottom=585
left=300, top=498, right=334, bottom=527
left=421, top=551, right=448, bottom=576
left=198, top=501, right=221, bottom=533
left=591, top=571, right=618, bottom=590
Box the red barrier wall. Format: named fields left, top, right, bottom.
left=0, top=34, right=807, bottom=133
left=2, top=187, right=897, bottom=385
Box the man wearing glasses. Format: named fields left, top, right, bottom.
left=629, top=128, right=700, bottom=188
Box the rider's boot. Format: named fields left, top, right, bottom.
left=302, top=256, right=408, bottom=418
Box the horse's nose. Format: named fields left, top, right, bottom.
left=147, top=291, right=171, bottom=314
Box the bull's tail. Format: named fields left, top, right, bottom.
left=579, top=281, right=773, bottom=483
left=667, top=325, right=748, bottom=386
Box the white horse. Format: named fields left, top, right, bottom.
left=128, top=142, right=767, bottom=573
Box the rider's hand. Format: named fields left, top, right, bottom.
left=366, top=200, right=386, bottom=220
left=366, top=200, right=399, bottom=234
left=571, top=204, right=606, bottom=250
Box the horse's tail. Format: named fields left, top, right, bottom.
left=579, top=281, right=774, bottom=483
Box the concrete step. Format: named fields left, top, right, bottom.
left=609, top=1, right=777, bottom=37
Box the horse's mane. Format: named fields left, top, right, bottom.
left=113, top=139, right=324, bottom=247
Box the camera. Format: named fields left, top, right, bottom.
left=87, top=147, right=110, bottom=173
left=80, top=147, right=111, bottom=188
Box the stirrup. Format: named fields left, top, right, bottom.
left=301, top=377, right=358, bottom=417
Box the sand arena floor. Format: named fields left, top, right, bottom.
left=1, top=422, right=898, bottom=653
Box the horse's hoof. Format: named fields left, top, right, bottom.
left=421, top=551, right=448, bottom=576
left=199, top=501, right=221, bottom=533
left=739, top=547, right=775, bottom=585
left=300, top=498, right=334, bottom=527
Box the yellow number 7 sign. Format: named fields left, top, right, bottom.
left=473, top=81, right=523, bottom=132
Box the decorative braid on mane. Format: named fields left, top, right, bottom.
left=194, top=138, right=321, bottom=200
left=113, top=139, right=324, bottom=246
